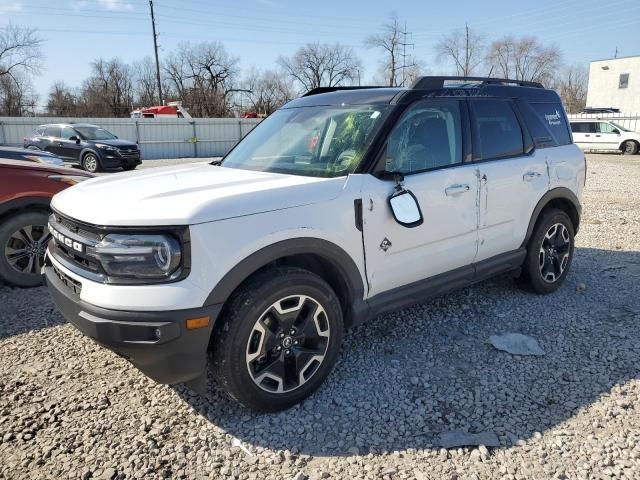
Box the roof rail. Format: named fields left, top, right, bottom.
left=411, top=76, right=544, bottom=90
left=303, top=86, right=386, bottom=97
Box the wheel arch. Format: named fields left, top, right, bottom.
left=0, top=196, right=51, bottom=222
left=521, top=187, right=581, bottom=248
left=619, top=138, right=639, bottom=151
left=204, top=238, right=368, bottom=329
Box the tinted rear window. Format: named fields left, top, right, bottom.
left=470, top=100, right=524, bottom=160
left=529, top=103, right=571, bottom=146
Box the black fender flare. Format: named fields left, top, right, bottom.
left=521, top=187, right=582, bottom=248
left=203, top=237, right=367, bottom=324
left=0, top=196, right=51, bottom=219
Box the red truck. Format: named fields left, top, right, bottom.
left=0, top=159, right=93, bottom=287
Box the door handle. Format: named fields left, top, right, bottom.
left=595, top=134, right=601, bottom=137
left=445, top=184, right=471, bottom=196
left=523, top=171, right=541, bottom=182
left=57, top=142, right=63, bottom=146
left=585, top=134, right=591, bottom=137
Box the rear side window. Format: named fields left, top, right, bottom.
left=34, top=126, right=45, bottom=136
left=470, top=100, right=524, bottom=160
left=571, top=122, right=597, bottom=133
left=44, top=126, right=61, bottom=137
left=529, top=103, right=571, bottom=146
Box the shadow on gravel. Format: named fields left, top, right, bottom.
left=0, top=285, right=64, bottom=340
left=174, top=247, right=640, bottom=456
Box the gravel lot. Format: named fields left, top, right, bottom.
left=1, top=153, right=639, bottom=480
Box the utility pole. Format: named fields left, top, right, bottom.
left=149, top=0, right=163, bottom=105
left=399, top=22, right=416, bottom=87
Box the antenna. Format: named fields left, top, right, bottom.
left=149, top=0, right=164, bottom=105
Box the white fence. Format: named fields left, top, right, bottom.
left=567, top=112, right=640, bottom=132
left=0, top=117, right=262, bottom=160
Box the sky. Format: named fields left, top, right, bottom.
left=1, top=0, right=639, bottom=107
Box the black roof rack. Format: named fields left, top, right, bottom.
left=411, top=76, right=544, bottom=90
left=303, top=86, right=387, bottom=97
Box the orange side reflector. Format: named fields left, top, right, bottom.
left=186, top=316, right=210, bottom=330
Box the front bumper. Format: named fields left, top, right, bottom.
left=44, top=262, right=221, bottom=385
left=98, top=150, right=141, bottom=168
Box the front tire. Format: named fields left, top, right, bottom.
left=621, top=140, right=639, bottom=155
left=0, top=211, right=51, bottom=287
left=82, top=152, right=100, bottom=173
left=211, top=267, right=344, bottom=412
left=517, top=208, right=575, bottom=294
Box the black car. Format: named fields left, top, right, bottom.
left=24, top=123, right=141, bottom=173
left=0, top=146, right=64, bottom=167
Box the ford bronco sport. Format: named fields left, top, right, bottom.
left=44, top=77, right=585, bottom=412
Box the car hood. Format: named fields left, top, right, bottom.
left=51, top=163, right=347, bottom=226
left=87, top=139, right=137, bottom=148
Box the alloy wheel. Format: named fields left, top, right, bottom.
left=539, top=222, right=571, bottom=283
left=84, top=154, right=98, bottom=172
left=246, top=294, right=330, bottom=394
left=4, top=225, right=51, bottom=275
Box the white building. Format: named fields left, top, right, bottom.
left=586, top=55, right=640, bottom=113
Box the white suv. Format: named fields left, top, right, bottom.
left=570, top=118, right=640, bottom=155
left=44, top=77, right=586, bottom=411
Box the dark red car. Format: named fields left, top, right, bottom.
left=0, top=159, right=93, bottom=287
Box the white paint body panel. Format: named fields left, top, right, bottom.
left=49, top=172, right=367, bottom=311
left=475, top=150, right=549, bottom=262
left=361, top=166, right=478, bottom=297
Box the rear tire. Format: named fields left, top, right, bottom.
left=621, top=140, right=639, bottom=155
left=211, top=267, right=344, bottom=412
left=82, top=152, right=100, bottom=173
left=517, top=208, right=575, bottom=294
left=0, top=211, right=50, bottom=287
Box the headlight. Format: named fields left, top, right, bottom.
left=87, top=234, right=182, bottom=279
left=48, top=174, right=93, bottom=185
left=95, top=143, right=117, bottom=151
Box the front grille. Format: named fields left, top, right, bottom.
left=118, top=148, right=140, bottom=159
left=52, top=264, right=82, bottom=295
left=49, top=213, right=103, bottom=278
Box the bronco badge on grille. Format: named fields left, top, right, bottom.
left=49, top=224, right=85, bottom=253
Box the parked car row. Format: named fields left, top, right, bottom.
left=570, top=119, right=640, bottom=155
left=24, top=123, right=141, bottom=173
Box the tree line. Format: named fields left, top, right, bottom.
left=0, top=17, right=589, bottom=118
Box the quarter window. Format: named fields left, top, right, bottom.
left=385, top=100, right=462, bottom=174
left=570, top=122, right=597, bottom=133
left=44, top=126, right=61, bottom=138
left=470, top=100, right=524, bottom=160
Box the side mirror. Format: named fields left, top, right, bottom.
left=70, top=136, right=80, bottom=143
left=388, top=188, right=423, bottom=228
left=612, top=128, right=620, bottom=134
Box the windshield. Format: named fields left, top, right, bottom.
left=75, top=126, right=117, bottom=140
left=221, top=105, right=389, bottom=178
left=609, top=121, right=631, bottom=132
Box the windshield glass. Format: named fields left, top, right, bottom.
left=609, top=121, right=631, bottom=132
left=75, top=126, right=117, bottom=140
left=221, top=105, right=389, bottom=178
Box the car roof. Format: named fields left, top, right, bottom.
left=0, top=146, right=59, bottom=156
left=569, top=118, right=610, bottom=122
left=38, top=123, right=100, bottom=128
left=283, top=78, right=560, bottom=109
left=0, top=158, right=89, bottom=175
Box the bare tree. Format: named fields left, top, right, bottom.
left=78, top=58, right=135, bottom=117
left=242, top=68, right=294, bottom=116
left=46, top=82, right=79, bottom=116
left=486, top=36, right=561, bottom=85
left=553, top=64, right=588, bottom=113
left=132, top=57, right=160, bottom=107
left=0, top=24, right=43, bottom=116
left=436, top=24, right=485, bottom=77
left=278, top=42, right=362, bottom=92
left=365, top=13, right=402, bottom=86
left=164, top=41, right=238, bottom=117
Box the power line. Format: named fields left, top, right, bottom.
left=148, top=0, right=163, bottom=105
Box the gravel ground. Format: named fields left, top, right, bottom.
left=1, top=153, right=639, bottom=480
